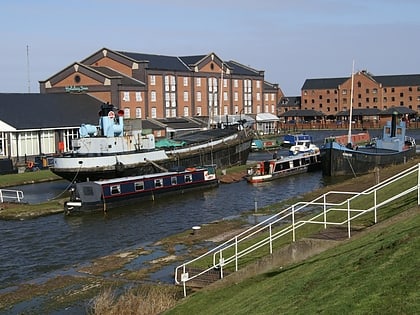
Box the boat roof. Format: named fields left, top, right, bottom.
left=89, top=168, right=206, bottom=185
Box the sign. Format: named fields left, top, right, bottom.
left=108, top=111, right=115, bottom=119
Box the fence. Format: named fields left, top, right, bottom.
left=174, top=163, right=420, bottom=297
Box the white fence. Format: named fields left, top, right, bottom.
left=0, top=189, right=24, bottom=203
left=175, top=163, right=420, bottom=297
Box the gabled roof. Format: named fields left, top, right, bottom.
left=279, top=109, right=325, bottom=117
left=0, top=94, right=103, bottom=130
left=90, top=66, right=145, bottom=86
left=117, top=51, right=191, bottom=71
left=224, top=60, right=263, bottom=77
left=256, top=113, right=279, bottom=121
left=373, top=74, right=420, bottom=87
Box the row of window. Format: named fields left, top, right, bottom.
left=304, top=86, right=420, bottom=96
left=109, top=174, right=194, bottom=195
left=149, top=75, right=263, bottom=90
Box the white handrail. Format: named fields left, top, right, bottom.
left=0, top=189, right=24, bottom=203
left=174, top=163, right=420, bottom=296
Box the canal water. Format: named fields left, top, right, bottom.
left=1, top=128, right=420, bottom=313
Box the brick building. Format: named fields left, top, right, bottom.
left=39, top=48, right=283, bottom=120
left=300, top=70, right=420, bottom=118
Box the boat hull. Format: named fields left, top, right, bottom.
left=52, top=130, right=253, bottom=182
left=320, top=142, right=416, bottom=177
left=64, top=167, right=219, bottom=214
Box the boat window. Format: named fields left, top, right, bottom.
left=135, top=181, right=144, bottom=191
left=110, top=185, right=121, bottom=195
left=185, top=174, right=192, bottom=183
left=155, top=179, right=163, bottom=187
left=171, top=176, right=177, bottom=185
left=82, top=186, right=94, bottom=196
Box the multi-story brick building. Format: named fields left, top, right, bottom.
left=40, top=48, right=283, bottom=120
left=301, top=70, right=420, bottom=118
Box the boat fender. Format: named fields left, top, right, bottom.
left=27, top=161, right=34, bottom=168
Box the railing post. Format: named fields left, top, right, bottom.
left=347, top=199, right=351, bottom=238
left=235, top=236, right=238, bottom=271
left=418, top=163, right=420, bottom=205
left=374, top=189, right=377, bottom=223
left=0, top=190, right=3, bottom=203
left=323, top=193, right=327, bottom=229
left=269, top=224, right=273, bottom=254
left=292, top=205, right=295, bottom=242
left=219, top=250, right=224, bottom=279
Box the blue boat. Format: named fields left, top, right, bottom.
left=282, top=134, right=313, bottom=148
left=64, top=166, right=219, bottom=214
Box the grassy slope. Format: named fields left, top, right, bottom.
left=165, top=208, right=420, bottom=315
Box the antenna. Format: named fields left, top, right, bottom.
left=26, top=45, right=31, bottom=93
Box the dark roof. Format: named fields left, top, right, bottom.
left=117, top=51, right=190, bottom=72
left=381, top=106, right=417, bottom=115
left=141, top=119, right=165, bottom=130
left=302, top=77, right=348, bottom=90
left=302, top=73, right=420, bottom=90
left=0, top=94, right=103, bottom=130
left=280, top=109, right=325, bottom=117
left=178, top=55, right=207, bottom=66
left=224, top=60, right=263, bottom=76
left=279, top=96, right=301, bottom=107
left=336, top=108, right=383, bottom=116
left=155, top=117, right=202, bottom=130
left=373, top=74, right=420, bottom=87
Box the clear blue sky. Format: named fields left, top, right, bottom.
left=1, top=0, right=419, bottom=96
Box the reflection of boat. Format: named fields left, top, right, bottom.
left=51, top=103, right=253, bottom=182
left=64, top=166, right=219, bottom=214
left=251, top=138, right=281, bottom=151
left=282, top=134, right=313, bottom=148
left=320, top=113, right=416, bottom=177
left=244, top=151, right=321, bottom=183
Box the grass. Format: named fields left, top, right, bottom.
left=0, top=169, right=61, bottom=188
left=163, top=207, right=419, bottom=315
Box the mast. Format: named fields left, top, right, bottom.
left=347, top=60, right=355, bottom=145
left=26, top=45, right=31, bottom=93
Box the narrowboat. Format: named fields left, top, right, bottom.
left=64, top=166, right=219, bottom=214
left=244, top=151, right=321, bottom=183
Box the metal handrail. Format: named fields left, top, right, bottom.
left=0, top=189, right=24, bottom=203
left=174, top=163, right=420, bottom=297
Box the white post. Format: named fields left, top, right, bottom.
left=235, top=236, right=238, bottom=271
left=292, top=205, right=296, bottom=242
left=347, top=199, right=351, bottom=238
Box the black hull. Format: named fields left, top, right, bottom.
left=65, top=179, right=219, bottom=215
left=320, top=146, right=416, bottom=177
left=53, top=132, right=253, bottom=182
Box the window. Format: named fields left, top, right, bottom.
left=151, top=107, right=157, bottom=118
left=135, top=181, right=144, bottom=191
left=135, top=92, right=142, bottom=102
left=196, top=91, right=202, bottom=102
left=196, top=78, right=201, bottom=87
left=256, top=92, right=261, bottom=101
left=271, top=94, right=275, bottom=101
left=223, top=78, right=227, bottom=88
left=110, top=185, right=121, bottom=195
left=183, top=106, right=189, bottom=116
left=223, top=91, right=228, bottom=101
left=185, top=174, right=192, bottom=183
left=256, top=81, right=260, bottom=89
left=154, top=179, right=163, bottom=187
left=150, top=75, right=156, bottom=85
left=124, top=107, right=130, bottom=118
left=234, top=79, right=238, bottom=88
left=171, top=176, right=177, bottom=185
left=151, top=91, right=156, bottom=102
left=366, top=89, right=369, bottom=94
left=234, top=92, right=238, bottom=101
left=373, top=88, right=378, bottom=94
left=183, top=91, right=188, bottom=102
left=196, top=106, right=201, bottom=116
left=183, top=77, right=188, bottom=86
left=123, top=92, right=130, bottom=102
left=342, top=89, right=347, bottom=95
left=135, top=107, right=142, bottom=118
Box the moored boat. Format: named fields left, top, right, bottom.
left=282, top=133, right=314, bottom=148
left=244, top=150, right=321, bottom=183
left=51, top=103, right=253, bottom=182
left=64, top=165, right=219, bottom=214
left=320, top=113, right=416, bottom=177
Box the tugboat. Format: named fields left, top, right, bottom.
left=51, top=103, right=253, bottom=182
left=320, top=112, right=416, bottom=177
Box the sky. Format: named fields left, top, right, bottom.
left=1, top=0, right=420, bottom=96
